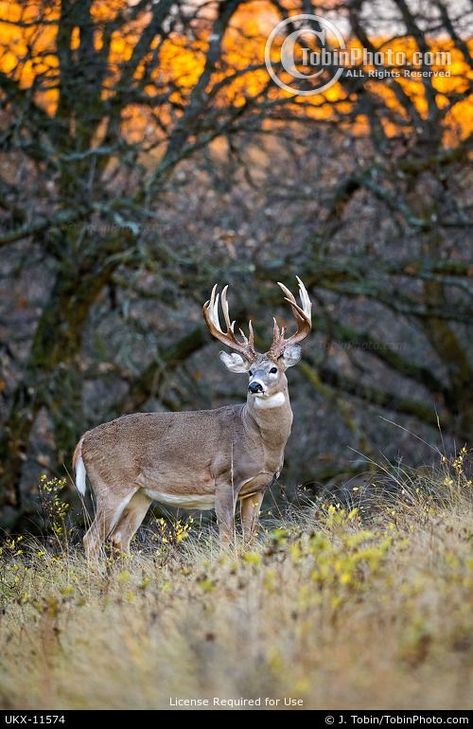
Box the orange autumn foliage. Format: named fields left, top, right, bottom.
left=0, top=0, right=471, bottom=142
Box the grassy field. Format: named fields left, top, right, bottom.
left=0, top=455, right=472, bottom=710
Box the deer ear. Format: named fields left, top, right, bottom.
left=281, top=344, right=301, bottom=369
left=219, top=351, right=250, bottom=373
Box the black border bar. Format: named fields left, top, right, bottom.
left=0, top=710, right=472, bottom=722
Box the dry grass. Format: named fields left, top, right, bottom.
left=0, top=455, right=472, bottom=710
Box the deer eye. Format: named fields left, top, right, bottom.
left=270, top=367, right=278, bottom=374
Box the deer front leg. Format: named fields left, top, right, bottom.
left=215, top=481, right=237, bottom=546
left=240, top=492, right=264, bottom=547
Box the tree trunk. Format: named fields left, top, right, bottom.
left=0, top=253, right=118, bottom=512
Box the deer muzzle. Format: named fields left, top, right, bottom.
left=248, top=380, right=265, bottom=395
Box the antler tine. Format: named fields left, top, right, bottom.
left=296, top=275, right=312, bottom=320
left=269, top=277, right=312, bottom=358
left=203, top=284, right=221, bottom=333
left=248, top=319, right=255, bottom=349
left=239, top=319, right=255, bottom=350
left=203, top=285, right=256, bottom=361
left=277, top=281, right=296, bottom=305
left=220, top=285, right=235, bottom=334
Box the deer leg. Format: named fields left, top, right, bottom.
left=240, top=492, right=264, bottom=546
left=83, top=488, right=137, bottom=560
left=215, top=481, right=237, bottom=546
left=110, top=491, right=152, bottom=555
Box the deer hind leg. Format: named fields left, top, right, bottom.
left=83, top=487, right=137, bottom=560
left=240, top=492, right=264, bottom=546
left=110, top=491, right=152, bottom=555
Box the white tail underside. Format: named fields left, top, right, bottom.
left=75, top=455, right=87, bottom=496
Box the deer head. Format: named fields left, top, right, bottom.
left=203, top=277, right=312, bottom=401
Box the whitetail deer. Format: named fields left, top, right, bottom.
left=73, top=277, right=311, bottom=557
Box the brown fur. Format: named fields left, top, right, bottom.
left=72, top=438, right=83, bottom=470
left=78, top=384, right=293, bottom=557
left=74, top=281, right=311, bottom=558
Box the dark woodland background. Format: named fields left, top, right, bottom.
left=0, top=0, right=472, bottom=531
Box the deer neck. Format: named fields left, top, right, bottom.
left=244, top=385, right=293, bottom=451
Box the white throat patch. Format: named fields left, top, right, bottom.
left=254, top=392, right=286, bottom=409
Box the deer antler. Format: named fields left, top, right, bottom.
left=203, top=284, right=256, bottom=361
left=268, top=276, right=312, bottom=358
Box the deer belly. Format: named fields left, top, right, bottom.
left=144, top=489, right=215, bottom=510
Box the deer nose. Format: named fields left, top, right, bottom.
left=248, top=381, right=264, bottom=394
